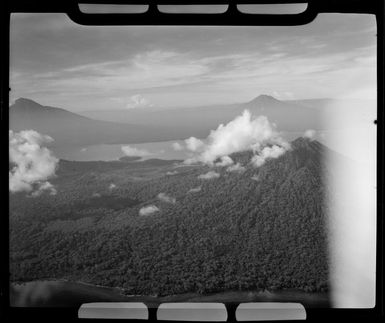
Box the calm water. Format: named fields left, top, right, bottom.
left=57, top=130, right=374, bottom=166
left=55, top=140, right=192, bottom=162
left=10, top=280, right=330, bottom=308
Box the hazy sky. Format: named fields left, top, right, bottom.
left=10, top=13, right=376, bottom=112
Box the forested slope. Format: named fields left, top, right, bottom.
left=10, top=138, right=329, bottom=296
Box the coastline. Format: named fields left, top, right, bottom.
left=10, top=279, right=330, bottom=308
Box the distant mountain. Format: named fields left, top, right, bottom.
left=10, top=96, right=325, bottom=153
left=245, top=94, right=281, bottom=106
left=10, top=137, right=329, bottom=298
left=10, top=98, right=90, bottom=121
left=81, top=94, right=323, bottom=138
left=82, top=95, right=375, bottom=140
left=11, top=96, right=369, bottom=154
left=9, top=98, right=183, bottom=147
left=240, top=95, right=322, bottom=132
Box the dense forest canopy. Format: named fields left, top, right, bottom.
left=10, top=138, right=329, bottom=296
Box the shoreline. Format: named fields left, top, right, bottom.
left=11, top=279, right=330, bottom=305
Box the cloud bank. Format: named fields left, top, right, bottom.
left=182, top=110, right=289, bottom=167
left=9, top=130, right=59, bottom=195
left=139, top=205, right=160, bottom=216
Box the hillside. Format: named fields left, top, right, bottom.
left=9, top=137, right=329, bottom=297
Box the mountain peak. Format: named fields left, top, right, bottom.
left=292, top=136, right=314, bottom=146
left=10, top=97, right=91, bottom=122
left=256, top=94, right=277, bottom=100
left=248, top=94, right=280, bottom=105
left=13, top=97, right=42, bottom=107
left=291, top=137, right=323, bottom=155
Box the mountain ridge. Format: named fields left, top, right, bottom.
left=11, top=97, right=122, bottom=122
left=9, top=98, right=187, bottom=147
left=10, top=97, right=323, bottom=152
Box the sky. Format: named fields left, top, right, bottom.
left=10, top=12, right=376, bottom=112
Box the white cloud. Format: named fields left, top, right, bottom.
left=272, top=90, right=295, bottom=100
left=172, top=142, right=183, bottom=151
left=9, top=130, right=59, bottom=194
left=139, top=205, right=160, bottom=216
left=131, top=49, right=208, bottom=87
left=188, top=186, right=202, bottom=193
left=80, top=147, right=87, bottom=152
left=11, top=15, right=376, bottom=111
left=198, top=171, right=220, bottom=180
left=157, top=192, right=176, bottom=204
left=226, top=163, right=246, bottom=173
left=30, top=181, right=57, bottom=197
left=92, top=192, right=101, bottom=198
left=185, top=137, right=204, bottom=152
left=251, top=145, right=288, bottom=167
left=185, top=110, right=290, bottom=166
left=109, top=183, right=117, bottom=190
left=126, top=94, right=153, bottom=109
left=304, top=129, right=316, bottom=140
left=215, top=156, right=234, bottom=167
left=121, top=145, right=152, bottom=157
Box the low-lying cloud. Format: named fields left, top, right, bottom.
left=166, top=170, right=178, bottom=175
left=198, top=171, right=220, bottom=180
left=304, top=129, right=316, bottom=140
left=215, top=156, right=234, bottom=167
left=30, top=182, right=57, bottom=197
left=9, top=130, right=59, bottom=195
left=172, top=142, right=183, bottom=151
left=251, top=144, right=288, bottom=167
left=227, top=163, right=246, bottom=173
left=182, top=110, right=290, bottom=166
left=157, top=192, right=176, bottom=204
left=121, top=145, right=152, bottom=157
left=139, top=205, right=159, bottom=216
left=185, top=137, right=205, bottom=152
left=188, top=186, right=202, bottom=193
